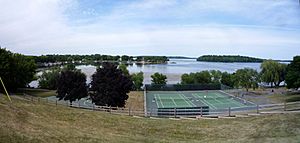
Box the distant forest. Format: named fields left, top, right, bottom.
left=197, top=55, right=264, bottom=63
left=30, top=54, right=168, bottom=67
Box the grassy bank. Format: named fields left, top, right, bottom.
left=0, top=96, right=300, bottom=143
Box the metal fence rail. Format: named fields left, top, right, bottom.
left=19, top=94, right=300, bottom=119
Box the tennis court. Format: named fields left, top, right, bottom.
left=146, top=90, right=255, bottom=116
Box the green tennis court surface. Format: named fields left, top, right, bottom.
left=147, top=90, right=253, bottom=111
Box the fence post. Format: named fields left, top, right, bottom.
left=256, top=104, right=259, bottom=114
left=56, top=100, right=57, bottom=106
left=228, top=107, right=231, bottom=117
left=129, top=107, right=131, bottom=116
left=200, top=106, right=203, bottom=117
left=174, top=108, right=177, bottom=118
left=284, top=102, right=286, bottom=111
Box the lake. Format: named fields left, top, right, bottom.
left=29, top=58, right=265, bottom=88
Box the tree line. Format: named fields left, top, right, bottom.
left=32, top=54, right=169, bottom=67
left=197, top=55, right=264, bottom=63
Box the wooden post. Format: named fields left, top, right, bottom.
left=56, top=100, right=57, bottom=106
left=228, top=107, right=231, bottom=117
left=200, top=106, right=203, bottom=117
left=256, top=104, right=259, bottom=114
left=129, top=107, right=131, bottom=116
left=174, top=108, right=177, bottom=118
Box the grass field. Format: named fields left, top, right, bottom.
left=0, top=95, right=300, bottom=143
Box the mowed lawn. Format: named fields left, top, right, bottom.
left=0, top=96, right=300, bottom=143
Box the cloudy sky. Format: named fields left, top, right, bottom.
left=0, top=0, right=300, bottom=59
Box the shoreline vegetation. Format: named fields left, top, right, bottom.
left=30, top=54, right=169, bottom=68
left=30, top=54, right=292, bottom=68
left=197, top=55, right=264, bottom=63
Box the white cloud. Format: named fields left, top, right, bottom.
left=0, top=0, right=299, bottom=60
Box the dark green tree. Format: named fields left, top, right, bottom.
left=286, top=56, right=300, bottom=89
left=90, top=63, right=133, bottom=107
left=194, top=71, right=212, bottom=84
left=151, top=72, right=167, bottom=85
left=131, top=72, right=144, bottom=90
left=56, top=67, right=88, bottom=104
left=0, top=48, right=36, bottom=91
left=181, top=73, right=195, bottom=84
left=234, top=68, right=260, bottom=91
left=38, top=67, right=61, bottom=89
left=221, top=72, right=234, bottom=87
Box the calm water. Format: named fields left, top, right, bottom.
left=29, top=59, right=263, bottom=87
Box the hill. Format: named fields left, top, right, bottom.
left=0, top=96, right=300, bottom=143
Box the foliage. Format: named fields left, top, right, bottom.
left=197, top=55, right=264, bottom=63
left=131, top=72, right=144, bottom=90
left=234, top=68, right=260, bottom=91
left=136, top=56, right=169, bottom=63
left=210, top=70, right=222, bottom=83
left=90, top=63, right=133, bottom=107
left=118, top=64, right=129, bottom=76
left=260, top=60, right=287, bottom=87
left=0, top=48, right=36, bottom=91
left=151, top=72, right=167, bottom=85
left=286, top=56, right=300, bottom=89
left=56, top=67, right=88, bottom=103
left=221, top=72, right=235, bottom=87
left=38, top=67, right=61, bottom=90
left=181, top=71, right=213, bottom=84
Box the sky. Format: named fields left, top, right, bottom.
left=0, top=0, right=300, bottom=60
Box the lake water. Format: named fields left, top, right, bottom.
left=29, top=59, right=264, bottom=88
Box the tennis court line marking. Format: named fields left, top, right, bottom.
left=171, top=97, right=178, bottom=107
left=154, top=94, right=164, bottom=108
left=179, top=94, right=196, bottom=107
left=192, top=93, right=217, bottom=110
left=211, top=93, right=246, bottom=108
left=218, top=90, right=256, bottom=105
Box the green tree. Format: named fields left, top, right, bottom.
left=56, top=67, right=88, bottom=104
left=0, top=48, right=36, bottom=91
left=260, top=60, right=287, bottom=87
left=181, top=73, right=195, bottom=84
left=194, top=71, right=212, bottom=84
left=286, top=56, right=300, bottom=89
left=118, top=64, right=129, bottom=76
left=38, top=67, right=61, bottom=90
left=210, top=70, right=222, bottom=83
left=221, top=72, right=234, bottom=87
left=234, top=68, right=260, bottom=91
left=90, top=63, right=133, bottom=107
left=131, top=72, right=144, bottom=90
left=151, top=72, right=167, bottom=85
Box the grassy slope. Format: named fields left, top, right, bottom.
left=0, top=96, right=300, bottom=143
